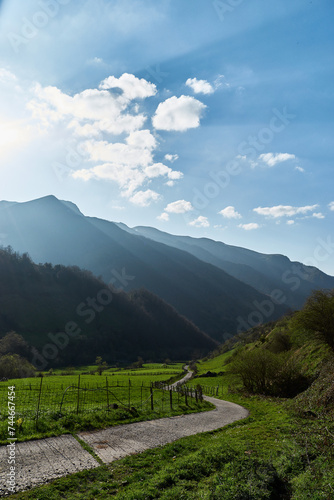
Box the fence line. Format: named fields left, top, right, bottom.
left=0, top=376, right=206, bottom=430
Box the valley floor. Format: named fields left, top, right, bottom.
left=0, top=373, right=247, bottom=496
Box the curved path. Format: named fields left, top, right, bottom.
left=0, top=369, right=248, bottom=496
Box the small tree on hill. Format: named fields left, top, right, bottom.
left=95, top=356, right=108, bottom=375
left=293, top=289, right=334, bottom=351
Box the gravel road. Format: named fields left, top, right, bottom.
left=79, top=395, right=248, bottom=464
left=0, top=369, right=248, bottom=496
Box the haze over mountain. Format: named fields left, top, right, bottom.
left=0, top=247, right=216, bottom=367
left=130, top=226, right=334, bottom=311
left=1, top=196, right=333, bottom=342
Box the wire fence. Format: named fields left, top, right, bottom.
left=0, top=376, right=203, bottom=429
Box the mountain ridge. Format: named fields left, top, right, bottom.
left=1, top=196, right=332, bottom=340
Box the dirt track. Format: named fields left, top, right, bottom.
left=0, top=370, right=248, bottom=496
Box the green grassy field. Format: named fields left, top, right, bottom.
left=0, top=363, right=212, bottom=444
left=3, top=319, right=334, bottom=499
left=196, top=350, right=236, bottom=374
left=7, top=385, right=334, bottom=499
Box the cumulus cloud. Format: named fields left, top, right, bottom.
left=258, top=153, right=296, bottom=167
left=164, top=200, right=194, bottom=214
left=185, top=78, right=214, bottom=95
left=312, top=212, right=325, bottom=219
left=295, top=166, right=305, bottom=173
left=218, top=206, right=242, bottom=219
left=189, top=216, right=210, bottom=228
left=152, top=95, right=206, bottom=131
left=157, top=212, right=169, bottom=222
left=28, top=80, right=150, bottom=136
left=165, top=154, right=179, bottom=163
left=238, top=223, right=260, bottom=231
left=99, top=73, right=157, bottom=100
left=129, top=190, right=160, bottom=207
left=287, top=220, right=295, bottom=225
left=254, top=204, right=318, bottom=218
left=144, top=162, right=183, bottom=181
left=26, top=74, right=190, bottom=204
left=329, top=202, right=334, bottom=211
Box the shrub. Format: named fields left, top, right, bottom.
left=230, top=348, right=310, bottom=397
left=292, top=289, right=334, bottom=351
left=0, top=354, right=36, bottom=379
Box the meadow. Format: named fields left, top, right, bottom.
left=0, top=363, right=212, bottom=444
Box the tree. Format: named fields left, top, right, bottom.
left=95, top=356, right=107, bottom=375
left=0, top=354, right=36, bottom=379
left=293, top=289, right=334, bottom=350
left=0, top=332, right=30, bottom=358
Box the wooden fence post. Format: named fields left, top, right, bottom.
left=106, top=377, right=109, bottom=411
left=35, top=376, right=43, bottom=429
left=170, top=389, right=173, bottom=410
left=150, top=385, right=154, bottom=411
left=76, top=375, right=81, bottom=414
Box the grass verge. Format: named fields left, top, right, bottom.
left=7, top=387, right=334, bottom=499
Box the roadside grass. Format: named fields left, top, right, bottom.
left=9, top=390, right=333, bottom=500
left=4, top=345, right=334, bottom=499
left=6, top=368, right=334, bottom=500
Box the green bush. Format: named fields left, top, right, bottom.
left=0, top=353, right=36, bottom=379
left=230, top=349, right=310, bottom=397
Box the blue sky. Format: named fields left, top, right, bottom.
left=0, top=0, right=333, bottom=274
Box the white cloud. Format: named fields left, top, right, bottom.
left=328, top=202, right=334, bottom=211
left=295, top=166, right=305, bottom=173
left=218, top=206, right=242, bottom=219
left=152, top=95, right=206, bottom=131
left=157, top=212, right=169, bottom=222
left=186, top=78, right=214, bottom=95
left=287, top=220, right=295, bottom=225
left=27, top=75, right=186, bottom=202
left=164, top=200, right=193, bottom=214
left=28, top=82, right=148, bottom=135
left=0, top=68, right=17, bottom=84
left=189, top=216, right=210, bottom=228
left=258, top=153, right=296, bottom=167
left=70, top=129, right=182, bottom=198
left=82, top=139, right=153, bottom=167
left=129, top=189, right=160, bottom=207
left=99, top=73, right=157, bottom=100
left=238, top=223, right=260, bottom=231
left=165, top=154, right=179, bottom=163
left=144, top=162, right=183, bottom=181
left=312, top=212, right=325, bottom=219
left=254, top=204, right=319, bottom=218
left=87, top=57, right=104, bottom=65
